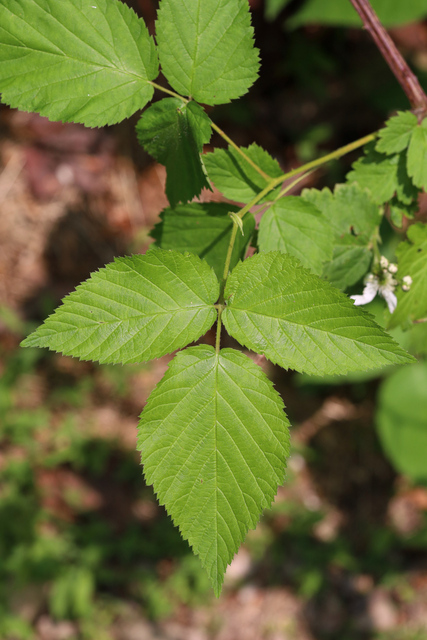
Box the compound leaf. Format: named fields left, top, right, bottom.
left=203, top=144, right=283, bottom=203
left=156, top=0, right=260, bottom=105
left=222, top=252, right=414, bottom=375
left=150, top=202, right=255, bottom=280
left=138, top=345, right=290, bottom=595
left=258, top=196, right=333, bottom=275
left=21, top=250, right=219, bottom=364
left=389, top=223, right=427, bottom=329
left=0, top=0, right=159, bottom=127
left=136, top=98, right=212, bottom=207
left=376, top=111, right=418, bottom=155
left=407, top=118, right=427, bottom=191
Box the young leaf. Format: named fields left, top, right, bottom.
left=258, top=196, right=333, bottom=275
left=136, top=98, right=212, bottom=207
left=203, top=144, right=283, bottom=203
left=138, top=345, right=290, bottom=596
left=302, top=182, right=381, bottom=239
left=150, top=203, right=255, bottom=280
left=407, top=118, right=427, bottom=191
left=388, top=223, right=427, bottom=329
left=0, top=0, right=159, bottom=127
left=155, top=0, right=260, bottom=105
left=21, top=250, right=219, bottom=364
left=301, top=183, right=381, bottom=289
left=222, top=252, right=414, bottom=376
left=376, top=111, right=418, bottom=155
left=346, top=142, right=401, bottom=205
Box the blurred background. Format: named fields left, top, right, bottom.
left=1, top=0, right=427, bottom=638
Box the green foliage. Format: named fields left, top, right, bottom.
left=150, top=203, right=255, bottom=280
left=347, top=143, right=405, bottom=205
left=389, top=223, right=427, bottom=328
left=22, top=250, right=219, bottom=364
left=0, top=0, right=159, bottom=127
left=407, top=118, right=427, bottom=191
left=155, top=0, right=260, bottom=105
left=302, top=182, right=381, bottom=238
left=376, top=363, right=427, bottom=481
left=222, top=252, right=413, bottom=376
left=2, top=0, right=424, bottom=598
left=376, top=111, right=418, bottom=155
left=257, top=196, right=333, bottom=275
left=204, top=143, right=283, bottom=203
left=136, top=98, right=212, bottom=207
left=138, top=345, right=290, bottom=596
left=287, top=0, right=427, bottom=28
left=302, top=183, right=380, bottom=289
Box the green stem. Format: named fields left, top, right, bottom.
left=210, top=122, right=271, bottom=181
left=220, top=222, right=239, bottom=298
left=215, top=310, right=223, bottom=354
left=273, top=169, right=315, bottom=202
left=149, top=82, right=190, bottom=102
left=148, top=83, right=270, bottom=180
left=235, top=131, right=376, bottom=220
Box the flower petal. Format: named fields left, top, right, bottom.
left=351, top=281, right=378, bottom=306
left=381, top=288, right=397, bottom=313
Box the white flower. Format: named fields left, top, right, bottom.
left=380, top=256, right=389, bottom=270
left=351, top=272, right=398, bottom=313
left=388, top=263, right=398, bottom=274
left=402, top=275, right=412, bottom=287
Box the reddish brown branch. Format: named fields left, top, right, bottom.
left=350, top=0, right=427, bottom=115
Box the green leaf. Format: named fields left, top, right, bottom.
left=376, top=111, right=418, bottom=155
left=396, top=153, right=420, bottom=205
left=258, top=196, right=333, bottom=275
left=376, top=363, right=427, bottom=481
left=302, top=182, right=381, bottom=238
left=301, top=183, right=381, bottom=289
left=156, top=0, right=260, bottom=105
left=222, top=252, right=414, bottom=375
left=150, top=203, right=255, bottom=280
left=203, top=144, right=283, bottom=204
left=136, top=98, right=212, bottom=207
left=389, top=198, right=418, bottom=229
left=347, top=142, right=401, bottom=205
left=21, top=250, right=219, bottom=364
left=407, top=322, right=427, bottom=356
left=288, top=0, right=427, bottom=28
left=323, top=240, right=372, bottom=291
left=138, top=345, right=290, bottom=595
left=389, top=223, right=427, bottom=329
left=0, top=0, right=159, bottom=127
left=407, top=118, right=427, bottom=191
